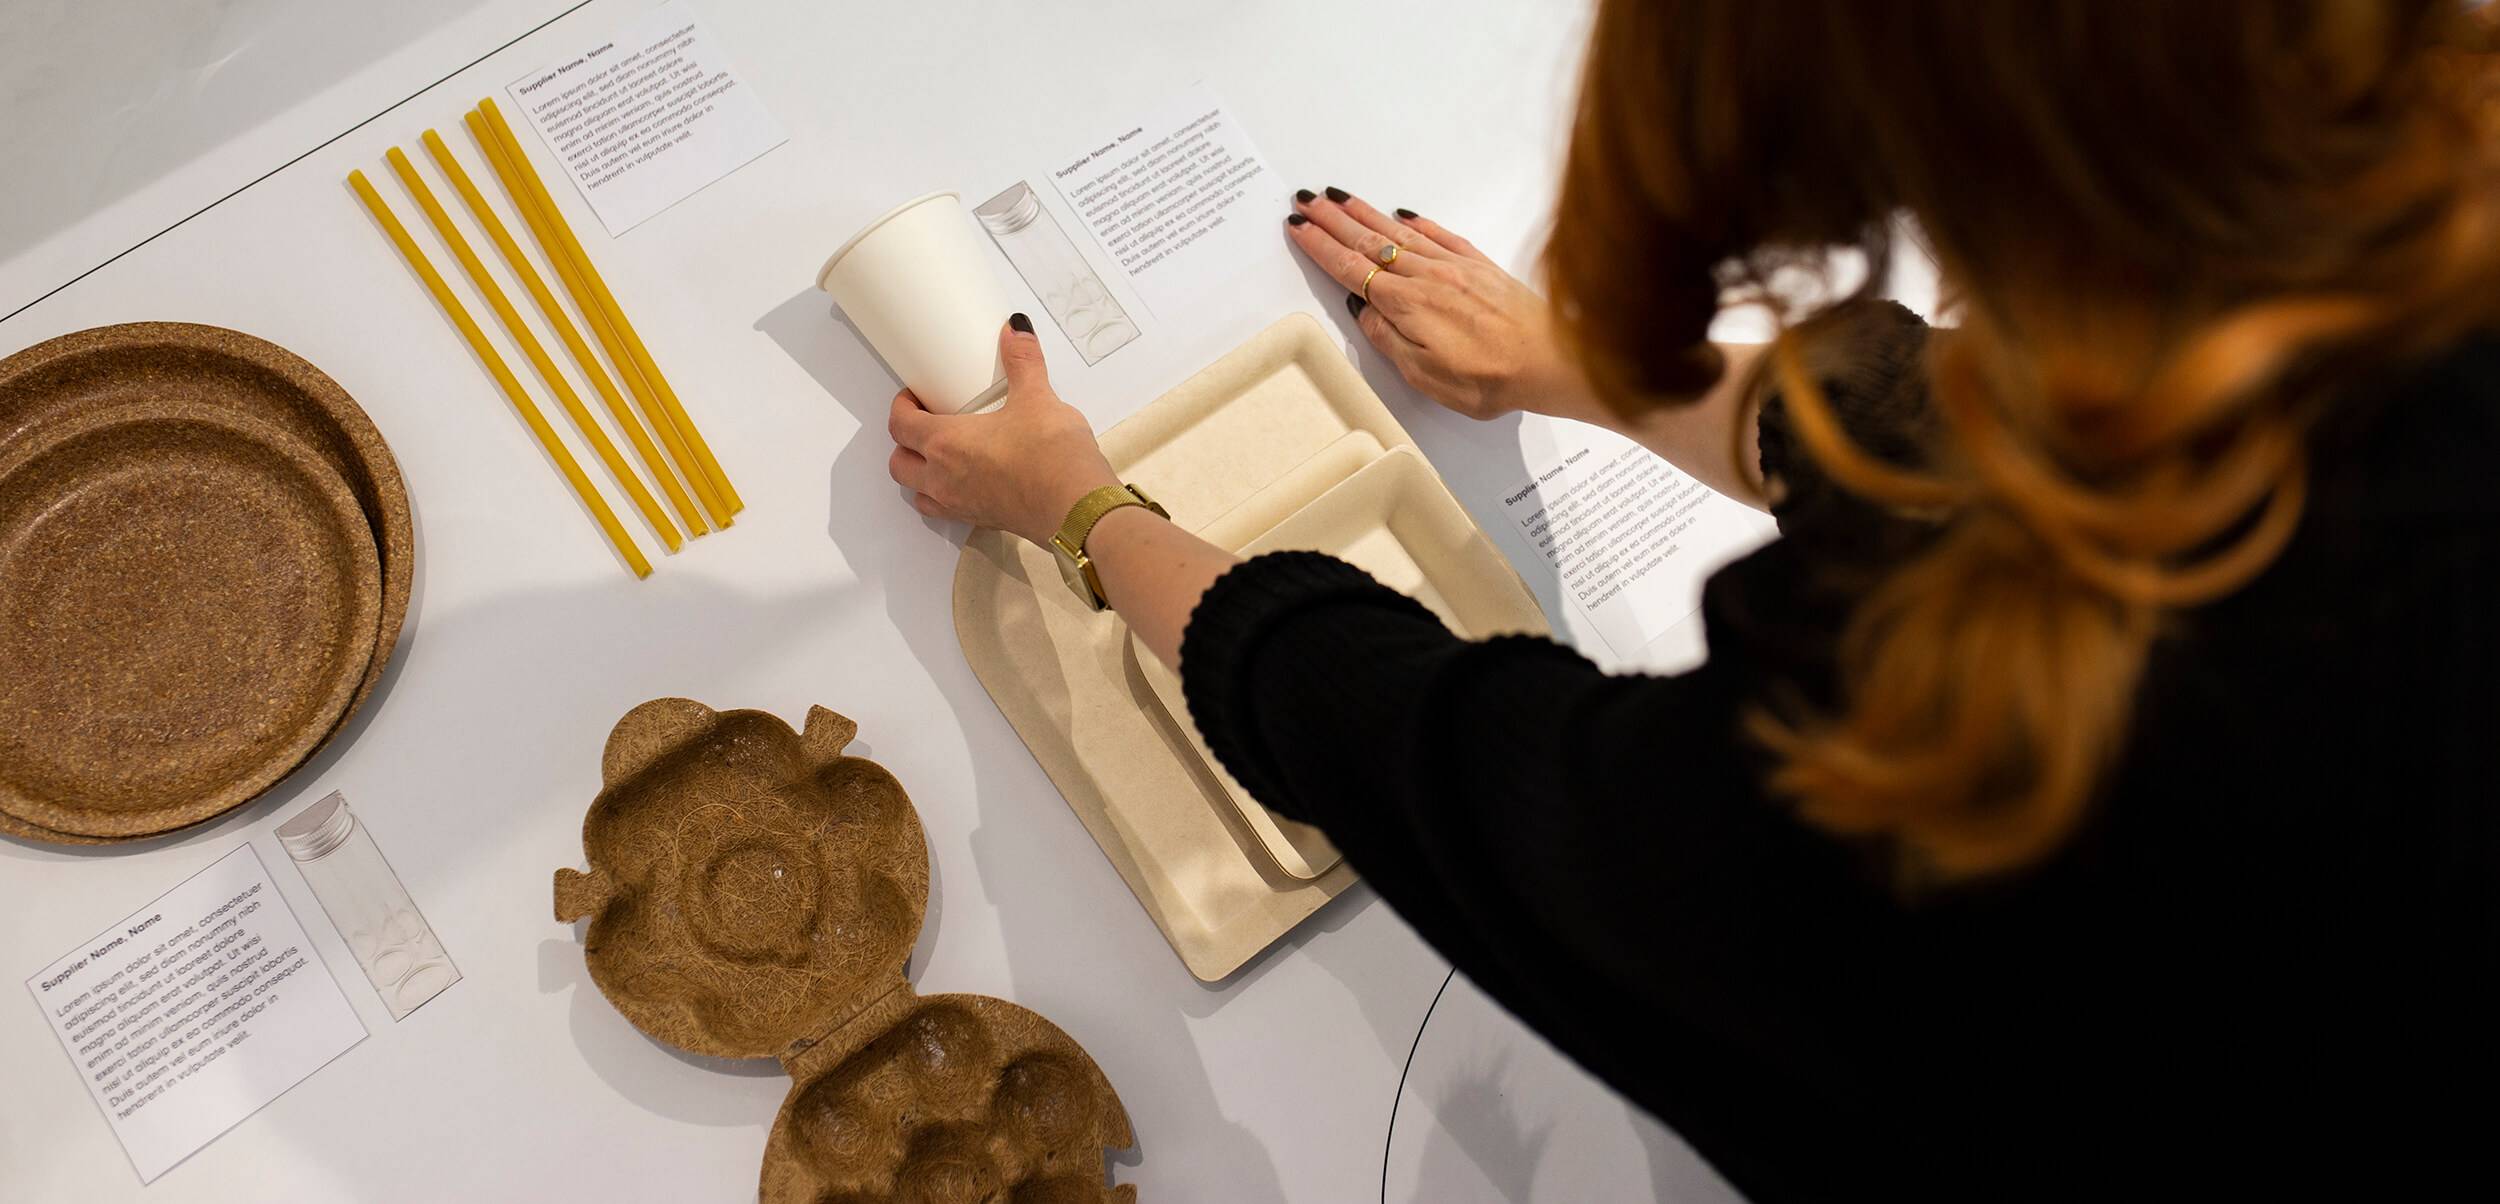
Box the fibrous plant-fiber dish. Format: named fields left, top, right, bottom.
left=554, top=700, right=1134, bottom=1201
left=0, top=403, right=379, bottom=838
left=0, top=323, right=412, bottom=844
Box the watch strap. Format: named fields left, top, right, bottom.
left=1051, top=483, right=1169, bottom=609
left=1053, top=485, right=1149, bottom=560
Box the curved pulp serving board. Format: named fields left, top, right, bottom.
left=1128, top=445, right=1550, bottom=880
left=953, top=314, right=1549, bottom=981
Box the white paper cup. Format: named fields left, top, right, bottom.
left=817, top=192, right=1013, bottom=415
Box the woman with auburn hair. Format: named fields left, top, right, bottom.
left=886, top=1, right=2498, bottom=1196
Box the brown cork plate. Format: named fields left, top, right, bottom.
left=0, top=323, right=411, bottom=844
left=554, top=701, right=1134, bottom=1202
left=0, top=403, right=381, bottom=838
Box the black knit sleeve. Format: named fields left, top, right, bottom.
left=1171, top=298, right=1946, bottom=909
left=1166, top=305, right=1942, bottom=1155
left=1174, top=535, right=1899, bottom=1139
left=1175, top=550, right=1445, bottom=821
left=1753, top=298, right=1937, bottom=560
left=1177, top=298, right=1941, bottom=842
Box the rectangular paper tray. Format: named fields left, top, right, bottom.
left=951, top=314, right=1548, bottom=981
left=1129, top=445, right=1549, bottom=880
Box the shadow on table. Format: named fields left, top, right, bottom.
left=1412, top=1047, right=1552, bottom=1202
left=537, top=934, right=788, bottom=1130
left=1401, top=1064, right=1738, bottom=1204
left=1388, top=972, right=1746, bottom=1204
left=755, top=286, right=1298, bottom=1200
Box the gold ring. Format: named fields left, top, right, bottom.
left=1375, top=243, right=1400, bottom=266
left=1360, top=265, right=1383, bottom=302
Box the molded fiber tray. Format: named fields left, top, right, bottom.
left=553, top=700, right=1133, bottom=1201
left=953, top=315, right=1549, bottom=981
left=1129, top=445, right=1549, bottom=880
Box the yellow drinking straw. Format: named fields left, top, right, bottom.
left=463, top=110, right=722, bottom=531
left=347, top=169, right=652, bottom=578
left=477, top=97, right=743, bottom=520
left=384, top=147, right=681, bottom=553
left=468, top=108, right=728, bottom=528
left=421, top=129, right=708, bottom=538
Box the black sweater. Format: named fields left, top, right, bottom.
left=1177, top=315, right=2498, bottom=1201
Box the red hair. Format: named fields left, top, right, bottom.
left=1547, top=0, right=2500, bottom=878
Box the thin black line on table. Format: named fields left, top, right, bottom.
left=1381, top=965, right=1459, bottom=1203
left=0, top=0, right=599, bottom=327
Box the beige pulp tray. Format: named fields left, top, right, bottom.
left=1129, top=442, right=1549, bottom=880
left=953, top=315, right=1548, bottom=981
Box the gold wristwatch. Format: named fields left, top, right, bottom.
left=1051, top=483, right=1169, bottom=611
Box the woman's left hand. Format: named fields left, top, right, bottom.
left=886, top=316, right=1120, bottom=545
left=1284, top=186, right=1598, bottom=422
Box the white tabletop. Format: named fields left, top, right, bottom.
left=0, top=1, right=1753, bottom=1199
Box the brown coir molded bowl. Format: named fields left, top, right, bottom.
left=0, top=403, right=380, bottom=838
left=554, top=700, right=1136, bottom=1202
left=0, top=323, right=412, bottom=845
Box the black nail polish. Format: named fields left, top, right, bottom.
left=1008, top=312, right=1033, bottom=334
left=1324, top=186, right=1351, bottom=204
left=1346, top=293, right=1368, bottom=320
left=1286, top=213, right=1308, bottom=226
left=1294, top=188, right=1316, bottom=204
left=1394, top=207, right=1419, bottom=221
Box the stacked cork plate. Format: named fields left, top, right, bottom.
left=0, top=323, right=412, bottom=845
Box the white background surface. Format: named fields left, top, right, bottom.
left=0, top=1, right=1806, bottom=1199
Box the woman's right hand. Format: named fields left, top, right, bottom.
left=886, top=317, right=1121, bottom=546
left=1285, top=187, right=1600, bottom=422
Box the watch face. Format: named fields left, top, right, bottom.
left=1055, top=543, right=1091, bottom=600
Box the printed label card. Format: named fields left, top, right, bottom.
left=27, top=846, right=365, bottom=1183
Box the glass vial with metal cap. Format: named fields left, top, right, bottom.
left=276, top=792, right=459, bottom=1020
left=974, top=181, right=1140, bottom=366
